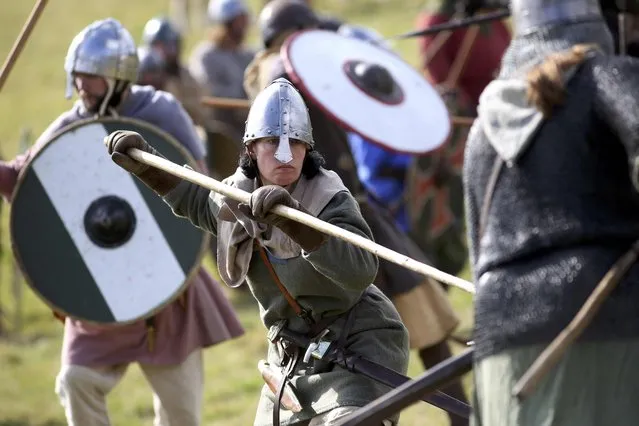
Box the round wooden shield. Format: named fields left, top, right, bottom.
left=281, top=29, right=451, bottom=155
left=10, top=117, right=209, bottom=325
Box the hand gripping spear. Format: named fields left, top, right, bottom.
left=126, top=147, right=476, bottom=294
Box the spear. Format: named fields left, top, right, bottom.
left=127, top=148, right=476, bottom=294
left=388, top=9, right=510, bottom=40
left=0, top=0, right=49, bottom=93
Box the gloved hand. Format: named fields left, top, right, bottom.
left=104, top=130, right=181, bottom=196
left=246, top=185, right=327, bottom=252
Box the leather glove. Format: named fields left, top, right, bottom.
left=104, top=130, right=181, bottom=196
left=246, top=185, right=327, bottom=252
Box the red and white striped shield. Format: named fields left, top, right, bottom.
left=10, top=117, right=209, bottom=325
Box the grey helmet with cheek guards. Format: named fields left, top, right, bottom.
left=64, top=18, right=139, bottom=116
left=243, top=78, right=314, bottom=164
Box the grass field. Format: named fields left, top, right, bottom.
left=0, top=1, right=475, bottom=424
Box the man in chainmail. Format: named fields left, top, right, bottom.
left=464, top=0, right=639, bottom=424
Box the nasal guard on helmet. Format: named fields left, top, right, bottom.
left=243, top=78, right=313, bottom=164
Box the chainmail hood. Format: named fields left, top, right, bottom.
left=500, top=0, right=615, bottom=78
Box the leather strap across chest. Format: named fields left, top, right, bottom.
left=256, top=243, right=314, bottom=326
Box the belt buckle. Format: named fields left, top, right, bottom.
left=303, top=329, right=331, bottom=363
left=267, top=320, right=287, bottom=343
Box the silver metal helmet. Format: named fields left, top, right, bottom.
left=243, top=77, right=313, bottom=164
left=64, top=18, right=139, bottom=114
left=511, top=0, right=605, bottom=36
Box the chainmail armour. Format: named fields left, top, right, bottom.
left=465, top=17, right=639, bottom=360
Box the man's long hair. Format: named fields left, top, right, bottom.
left=526, top=44, right=598, bottom=117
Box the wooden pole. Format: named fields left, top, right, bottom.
left=201, top=96, right=252, bottom=110
left=512, top=239, right=639, bottom=399
left=128, top=148, right=476, bottom=294
left=451, top=116, right=474, bottom=127
left=0, top=147, right=4, bottom=337
left=0, top=0, right=49, bottom=93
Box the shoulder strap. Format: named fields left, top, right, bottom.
left=256, top=241, right=352, bottom=336
left=478, top=155, right=504, bottom=240
left=256, top=243, right=315, bottom=327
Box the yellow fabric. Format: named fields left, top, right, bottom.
left=392, top=279, right=459, bottom=349
left=243, top=30, right=297, bottom=101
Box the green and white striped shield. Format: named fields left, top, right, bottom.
left=10, top=117, right=209, bottom=325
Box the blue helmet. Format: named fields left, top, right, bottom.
left=141, top=16, right=181, bottom=52
left=64, top=18, right=138, bottom=114
left=208, top=0, right=250, bottom=24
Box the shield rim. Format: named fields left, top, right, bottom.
left=281, top=28, right=453, bottom=157
left=10, top=116, right=211, bottom=326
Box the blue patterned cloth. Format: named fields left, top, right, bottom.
left=346, top=132, right=412, bottom=232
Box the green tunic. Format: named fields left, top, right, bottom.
left=472, top=340, right=639, bottom=426
left=163, top=176, right=410, bottom=425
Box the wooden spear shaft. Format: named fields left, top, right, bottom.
left=128, top=148, right=475, bottom=294
left=512, top=239, right=639, bottom=399
left=0, top=0, right=49, bottom=93
left=453, top=116, right=475, bottom=127
left=201, top=96, right=253, bottom=110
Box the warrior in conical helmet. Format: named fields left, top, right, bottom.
left=243, top=7, right=470, bottom=426
left=106, top=77, right=410, bottom=425
left=0, top=18, right=244, bottom=425
left=465, top=0, right=639, bottom=424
